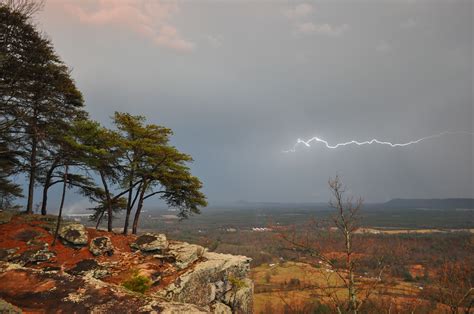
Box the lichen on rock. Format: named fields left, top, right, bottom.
left=212, top=301, right=232, bottom=314
left=59, top=224, right=88, bottom=246
left=67, top=259, right=109, bottom=279
left=157, top=251, right=252, bottom=313
left=131, top=233, right=168, bottom=252
left=168, top=241, right=206, bottom=269
left=89, top=236, right=114, bottom=256
left=17, top=248, right=55, bottom=265
left=0, top=215, right=254, bottom=313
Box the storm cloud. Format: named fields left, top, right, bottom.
left=38, top=0, right=473, bottom=205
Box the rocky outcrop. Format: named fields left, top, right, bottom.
left=223, top=278, right=253, bottom=313
left=131, top=233, right=168, bottom=252
left=59, top=224, right=88, bottom=246
left=89, top=236, right=114, bottom=256
left=158, top=251, right=253, bottom=313
left=0, top=213, right=253, bottom=313
left=0, top=264, right=207, bottom=313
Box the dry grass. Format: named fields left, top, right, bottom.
left=251, top=261, right=423, bottom=314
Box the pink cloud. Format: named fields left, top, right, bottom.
left=54, top=0, right=194, bottom=52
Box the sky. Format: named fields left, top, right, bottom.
left=35, top=0, right=473, bottom=206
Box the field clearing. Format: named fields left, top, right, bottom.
left=356, top=227, right=474, bottom=234
left=251, top=262, right=422, bottom=314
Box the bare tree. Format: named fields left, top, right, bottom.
left=423, top=260, right=473, bottom=313
left=279, top=175, right=385, bottom=314
left=328, top=175, right=363, bottom=312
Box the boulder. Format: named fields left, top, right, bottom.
left=89, top=236, right=114, bottom=256
left=59, top=224, right=88, bottom=246
left=168, top=242, right=206, bottom=269
left=131, top=233, right=168, bottom=252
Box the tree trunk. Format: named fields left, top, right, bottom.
left=26, top=135, right=37, bottom=214
left=95, top=210, right=104, bottom=229
left=123, top=170, right=134, bottom=235
left=52, top=166, right=68, bottom=246
left=40, top=162, right=58, bottom=215
left=132, top=181, right=147, bottom=235
left=99, top=172, right=113, bottom=232
left=346, top=231, right=357, bottom=313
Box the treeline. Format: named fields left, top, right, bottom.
left=0, top=1, right=207, bottom=234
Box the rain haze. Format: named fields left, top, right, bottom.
left=37, top=0, right=473, bottom=206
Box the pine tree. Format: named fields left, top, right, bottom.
left=111, top=112, right=206, bottom=234
left=0, top=2, right=85, bottom=213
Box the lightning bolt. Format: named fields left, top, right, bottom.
left=283, top=131, right=474, bottom=153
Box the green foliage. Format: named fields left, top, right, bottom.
left=122, top=272, right=152, bottom=294
left=0, top=3, right=86, bottom=212
left=402, top=270, right=414, bottom=282
left=311, top=302, right=333, bottom=314
left=0, top=3, right=206, bottom=235
left=228, top=275, right=246, bottom=290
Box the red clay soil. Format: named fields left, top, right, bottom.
left=0, top=215, right=139, bottom=270
left=0, top=268, right=165, bottom=313
left=0, top=214, right=190, bottom=292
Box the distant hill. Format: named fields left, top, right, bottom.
left=205, top=198, right=474, bottom=211
left=382, top=198, right=474, bottom=210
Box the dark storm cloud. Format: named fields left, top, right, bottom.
left=40, top=0, right=472, bottom=205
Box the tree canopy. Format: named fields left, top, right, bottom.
left=0, top=1, right=86, bottom=213
left=0, top=1, right=206, bottom=234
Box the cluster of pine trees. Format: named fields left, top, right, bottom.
left=0, top=1, right=207, bottom=234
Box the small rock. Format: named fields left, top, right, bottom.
left=89, top=236, right=114, bottom=256
left=59, top=224, right=88, bottom=246
left=131, top=233, right=168, bottom=252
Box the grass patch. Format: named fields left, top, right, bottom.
left=122, top=271, right=152, bottom=294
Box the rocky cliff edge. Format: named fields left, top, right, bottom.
left=0, top=211, right=253, bottom=313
